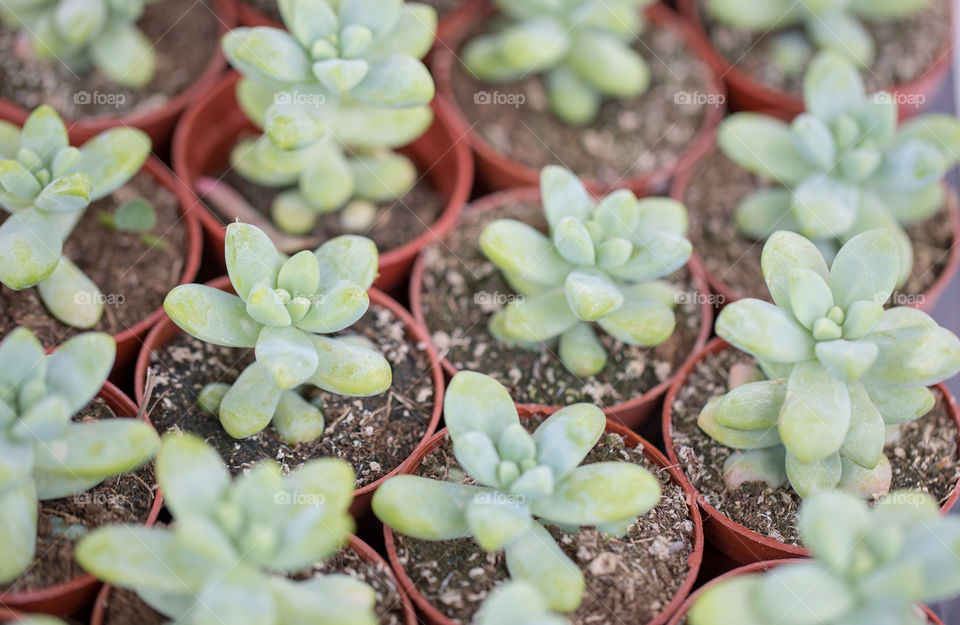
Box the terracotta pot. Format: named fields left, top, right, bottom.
left=0, top=381, right=163, bottom=617
left=383, top=415, right=704, bottom=625
left=171, top=71, right=473, bottom=293
left=0, top=0, right=236, bottom=149
left=89, top=534, right=416, bottom=625
left=408, top=185, right=714, bottom=430
left=667, top=559, right=945, bottom=625
left=430, top=2, right=725, bottom=195
left=662, top=337, right=960, bottom=565
left=134, top=275, right=444, bottom=517
left=675, top=0, right=953, bottom=121
left=670, top=138, right=960, bottom=313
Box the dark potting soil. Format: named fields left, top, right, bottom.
left=0, top=0, right=219, bottom=118
left=146, top=303, right=435, bottom=486
left=395, top=415, right=696, bottom=625
left=102, top=588, right=166, bottom=625
left=681, top=149, right=954, bottom=304
left=697, top=0, right=951, bottom=96
left=418, top=200, right=704, bottom=408
left=0, top=171, right=187, bottom=347
left=0, top=398, right=156, bottom=594
left=215, top=165, right=446, bottom=255
left=448, top=16, right=716, bottom=189
left=669, top=348, right=960, bottom=545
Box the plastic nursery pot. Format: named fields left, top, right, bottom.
left=171, top=71, right=474, bottom=293
left=0, top=0, right=236, bottom=149
left=383, top=414, right=705, bottom=625
left=661, top=337, right=960, bottom=565
left=134, top=275, right=444, bottom=518
left=666, top=559, right=946, bottom=625
left=408, top=185, right=715, bottom=431
left=430, top=1, right=725, bottom=195
left=675, top=0, right=954, bottom=121
left=669, top=138, right=960, bottom=313
left=0, top=381, right=163, bottom=617
left=88, top=533, right=417, bottom=625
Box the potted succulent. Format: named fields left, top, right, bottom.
left=678, top=0, right=954, bottom=119
left=0, top=0, right=235, bottom=145
left=0, top=104, right=202, bottom=373
left=663, top=229, right=960, bottom=563
left=411, top=165, right=712, bottom=428
left=374, top=371, right=704, bottom=625
left=674, top=489, right=960, bottom=625
left=172, top=0, right=473, bottom=291
left=431, top=0, right=724, bottom=193
left=137, top=221, right=443, bottom=515
left=673, top=52, right=960, bottom=311
left=0, top=327, right=161, bottom=615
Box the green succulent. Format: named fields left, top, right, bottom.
left=701, top=229, right=960, bottom=499
left=0, top=326, right=160, bottom=583
left=373, top=371, right=661, bottom=613
left=720, top=52, right=960, bottom=285
left=163, top=222, right=391, bottom=443
left=2, top=617, right=68, bottom=625
left=1, top=0, right=157, bottom=87
left=221, top=0, right=436, bottom=231
left=77, top=432, right=377, bottom=625
left=689, top=489, right=960, bottom=625
left=474, top=581, right=568, bottom=625
left=479, top=165, right=692, bottom=377
left=706, top=0, right=930, bottom=68
left=463, top=0, right=656, bottom=125
left=0, top=105, right=150, bottom=328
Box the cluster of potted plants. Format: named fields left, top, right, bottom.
left=1, top=0, right=959, bottom=624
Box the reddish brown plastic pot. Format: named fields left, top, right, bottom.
left=662, top=337, right=960, bottom=565
left=0, top=381, right=163, bottom=617
left=431, top=2, right=725, bottom=195
left=670, top=139, right=960, bottom=313
left=171, top=71, right=473, bottom=293
left=89, top=533, right=416, bottom=625
left=409, top=185, right=714, bottom=431
left=0, top=0, right=236, bottom=149
left=676, top=0, right=953, bottom=121
left=134, top=275, right=444, bottom=517
left=383, top=414, right=704, bottom=625
left=667, top=558, right=946, bottom=625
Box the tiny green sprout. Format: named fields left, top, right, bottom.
left=706, top=0, right=930, bottom=68
left=689, top=489, right=960, bottom=625
left=0, top=326, right=160, bottom=584
left=219, top=0, right=436, bottom=230
left=163, top=222, right=391, bottom=443
left=1, top=0, right=157, bottom=87
left=474, top=581, right=568, bottom=625
left=479, top=165, right=692, bottom=377
left=462, top=0, right=656, bottom=125
left=97, top=197, right=165, bottom=249
left=702, top=229, right=960, bottom=499
left=373, top=371, right=661, bottom=613
left=76, top=432, right=377, bottom=625
left=719, top=51, right=960, bottom=286
left=0, top=104, right=151, bottom=328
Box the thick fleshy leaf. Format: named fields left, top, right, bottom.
left=704, top=0, right=799, bottom=29
left=480, top=219, right=572, bottom=286
left=351, top=56, right=434, bottom=108
left=838, top=454, right=892, bottom=498
left=20, top=105, right=68, bottom=163
left=865, top=324, right=960, bottom=387
left=806, top=10, right=874, bottom=67
left=839, top=382, right=885, bottom=469
left=760, top=230, right=829, bottom=309
left=36, top=257, right=103, bottom=329
left=531, top=403, right=605, bottom=477
left=792, top=175, right=859, bottom=238
left=466, top=498, right=532, bottom=551
left=225, top=223, right=283, bottom=299
left=11, top=395, right=68, bottom=442
left=829, top=229, right=899, bottom=308
left=444, top=371, right=518, bottom=441
left=0, top=208, right=63, bottom=289
left=788, top=268, right=833, bottom=329
left=540, top=165, right=592, bottom=230
left=276, top=250, right=320, bottom=296
left=735, top=188, right=797, bottom=239
left=785, top=450, right=842, bottom=498
left=505, top=522, right=584, bottom=612
left=688, top=575, right=766, bottom=625
left=473, top=581, right=569, bottom=625
left=218, top=362, right=282, bottom=438
left=312, top=58, right=369, bottom=93
left=596, top=293, right=674, bottom=347
left=698, top=398, right=783, bottom=449
left=44, top=330, right=114, bottom=413
left=843, top=301, right=884, bottom=339
left=713, top=379, right=786, bottom=430
left=497, top=19, right=570, bottom=74
left=718, top=114, right=814, bottom=185
left=553, top=217, right=595, bottom=266
left=452, top=431, right=501, bottom=486
left=799, top=489, right=871, bottom=571
left=779, top=361, right=851, bottom=463
left=34, top=173, right=92, bottom=213
left=314, top=235, right=378, bottom=289
left=180, top=568, right=276, bottom=625
left=606, top=233, right=692, bottom=282
left=334, top=103, right=433, bottom=148
left=33, top=419, right=158, bottom=479
left=558, top=323, right=607, bottom=377
left=754, top=562, right=854, bottom=623
left=568, top=33, right=649, bottom=97
left=861, top=381, right=934, bottom=425
left=272, top=391, right=325, bottom=444
left=723, top=448, right=787, bottom=489
left=156, top=432, right=229, bottom=518
left=75, top=525, right=190, bottom=591
left=222, top=26, right=312, bottom=84
left=791, top=113, right=836, bottom=169
left=90, top=22, right=156, bottom=88
left=164, top=285, right=263, bottom=348
left=564, top=270, right=622, bottom=321
left=78, top=128, right=150, bottom=199
left=0, top=481, right=37, bottom=584
left=815, top=339, right=878, bottom=382
left=366, top=3, right=436, bottom=59
left=0, top=326, right=46, bottom=392
left=255, top=325, right=318, bottom=389
left=372, top=475, right=481, bottom=539
left=493, top=289, right=579, bottom=342
left=0, top=159, right=41, bottom=201
left=532, top=462, right=660, bottom=525
left=264, top=101, right=327, bottom=151
left=592, top=189, right=638, bottom=238
left=803, top=51, right=865, bottom=120
left=349, top=151, right=415, bottom=202
left=895, top=114, right=960, bottom=167
left=308, top=335, right=391, bottom=396
left=268, top=576, right=377, bottom=625
left=716, top=299, right=815, bottom=363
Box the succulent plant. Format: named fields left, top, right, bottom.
left=720, top=51, right=960, bottom=285
left=77, top=432, right=378, bottom=625
left=0, top=326, right=160, bottom=583
left=0, top=105, right=151, bottom=328
left=1, top=0, right=157, bottom=87
left=701, top=229, right=960, bottom=499
left=373, top=371, right=661, bottom=613
left=219, top=0, right=436, bottom=231
left=705, top=0, right=930, bottom=68
left=474, top=581, right=568, bottom=625
left=163, top=222, right=391, bottom=443
left=462, top=0, right=656, bottom=125
left=3, top=617, right=68, bottom=625
left=689, top=489, right=960, bottom=625
left=479, top=165, right=692, bottom=376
